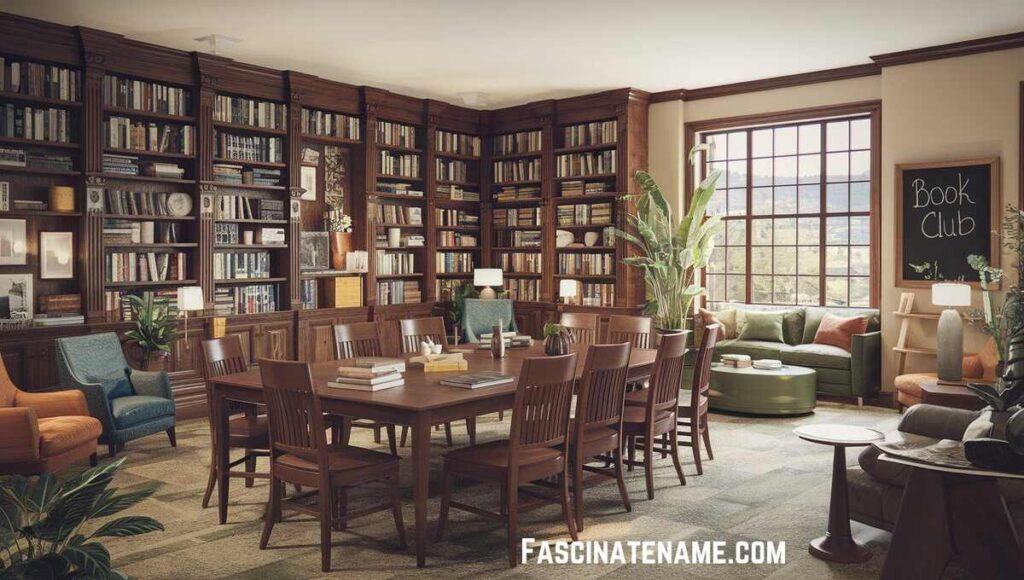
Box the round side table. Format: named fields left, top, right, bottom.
left=794, top=424, right=884, bottom=563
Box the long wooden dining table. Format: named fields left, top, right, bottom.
left=207, top=343, right=657, bottom=567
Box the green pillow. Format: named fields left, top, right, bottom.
left=738, top=311, right=785, bottom=343
left=803, top=308, right=827, bottom=344
left=782, top=309, right=806, bottom=346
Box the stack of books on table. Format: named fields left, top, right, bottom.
left=328, top=357, right=406, bottom=392
left=440, top=371, right=515, bottom=389
left=477, top=331, right=533, bottom=349
left=408, top=352, right=468, bottom=373
left=752, top=359, right=783, bottom=370
left=720, top=354, right=752, bottom=368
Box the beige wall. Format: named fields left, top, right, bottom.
left=648, top=47, right=1024, bottom=393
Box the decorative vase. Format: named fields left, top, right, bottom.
left=584, top=231, right=599, bottom=247
left=48, top=186, right=75, bottom=213
left=544, top=330, right=570, bottom=356
left=490, top=321, right=506, bottom=359
left=142, top=351, right=169, bottom=372
left=330, top=232, right=353, bottom=270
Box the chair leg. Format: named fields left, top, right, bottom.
left=436, top=466, right=453, bottom=541
left=400, top=426, right=409, bottom=447
left=692, top=427, right=703, bottom=476
left=107, top=443, right=117, bottom=458
left=444, top=422, right=453, bottom=447
left=702, top=421, right=714, bottom=460
left=466, top=417, right=477, bottom=446
left=202, top=462, right=217, bottom=509
left=643, top=434, right=655, bottom=500
left=660, top=433, right=668, bottom=459
left=507, top=477, right=519, bottom=568
left=89, top=453, right=98, bottom=467
left=612, top=445, right=631, bottom=513
left=627, top=436, right=635, bottom=472
left=386, top=424, right=398, bottom=456
left=391, top=474, right=407, bottom=548
left=560, top=469, right=578, bottom=542
left=341, top=417, right=353, bottom=446
left=333, top=487, right=348, bottom=531
left=320, top=487, right=333, bottom=572
left=498, top=410, right=504, bottom=421
left=373, top=425, right=382, bottom=444
left=244, top=450, right=256, bottom=488
left=572, top=459, right=585, bottom=533
left=259, top=477, right=280, bottom=549
left=166, top=427, right=177, bottom=448
left=670, top=428, right=686, bottom=487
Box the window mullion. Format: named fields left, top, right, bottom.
left=818, top=121, right=827, bottom=306
left=746, top=128, right=753, bottom=304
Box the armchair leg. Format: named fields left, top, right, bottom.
left=108, top=444, right=117, bottom=458
left=89, top=453, right=98, bottom=467
left=166, top=427, right=177, bottom=448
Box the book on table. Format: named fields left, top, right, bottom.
left=328, top=374, right=405, bottom=392
left=343, top=357, right=406, bottom=374
left=440, top=372, right=515, bottom=389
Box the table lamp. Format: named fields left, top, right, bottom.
left=474, top=268, right=503, bottom=300
left=177, top=286, right=204, bottom=348
left=559, top=279, right=579, bottom=305
left=931, top=282, right=971, bottom=382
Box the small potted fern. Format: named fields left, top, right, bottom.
left=124, top=293, right=177, bottom=372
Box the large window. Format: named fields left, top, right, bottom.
left=698, top=113, right=877, bottom=309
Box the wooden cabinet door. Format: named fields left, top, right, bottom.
left=255, top=322, right=293, bottom=361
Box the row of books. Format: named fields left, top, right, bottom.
left=494, top=207, right=541, bottom=227
left=1, top=105, right=73, bottom=143
left=212, top=163, right=281, bottom=185
left=493, top=130, right=541, bottom=155
left=105, top=252, right=188, bottom=283
left=493, top=185, right=541, bottom=201
left=300, top=279, right=318, bottom=310
left=504, top=278, right=540, bottom=301
left=102, top=75, right=190, bottom=116
left=436, top=159, right=469, bottom=183
left=213, top=251, right=272, bottom=279
left=499, top=252, right=542, bottom=273
left=214, top=284, right=278, bottom=315
left=379, top=151, right=420, bottom=178
left=437, top=184, right=479, bottom=201
left=435, top=251, right=474, bottom=273
left=0, top=150, right=74, bottom=171
left=104, top=289, right=178, bottom=321
left=560, top=180, right=610, bottom=197
left=301, top=109, right=360, bottom=140
left=215, top=196, right=285, bottom=221
left=376, top=280, right=421, bottom=305
left=437, top=231, right=477, bottom=247
left=375, top=250, right=417, bottom=275
left=493, top=158, right=540, bottom=183
left=563, top=120, right=617, bottom=148
left=436, top=130, right=480, bottom=156
left=106, top=117, right=194, bottom=154
left=436, top=208, right=478, bottom=227
left=557, top=253, right=615, bottom=276
left=495, top=230, right=541, bottom=247
left=103, top=219, right=180, bottom=244
left=556, top=150, right=616, bottom=178
left=579, top=282, right=615, bottom=307
left=215, top=132, right=282, bottom=163
left=376, top=121, right=417, bottom=149
left=376, top=182, right=423, bottom=197
left=376, top=204, right=422, bottom=225
left=1, top=59, right=79, bottom=101
left=375, top=232, right=423, bottom=248
left=557, top=202, right=613, bottom=226
left=214, top=95, right=286, bottom=129
left=104, top=190, right=186, bottom=217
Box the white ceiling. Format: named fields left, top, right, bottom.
left=6, top=0, right=1024, bottom=108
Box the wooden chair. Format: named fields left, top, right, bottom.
left=621, top=331, right=689, bottom=499
left=607, top=315, right=653, bottom=348
left=200, top=336, right=270, bottom=512
left=258, top=358, right=405, bottom=573
left=677, top=323, right=720, bottom=475
left=569, top=342, right=633, bottom=532
left=334, top=322, right=398, bottom=455
left=398, top=317, right=475, bottom=447
left=436, top=353, right=579, bottom=568
left=559, top=312, right=600, bottom=346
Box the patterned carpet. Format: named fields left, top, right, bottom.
left=86, top=403, right=965, bottom=579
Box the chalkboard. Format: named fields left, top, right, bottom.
left=897, top=158, right=1000, bottom=286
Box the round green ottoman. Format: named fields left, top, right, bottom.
left=708, top=363, right=816, bottom=415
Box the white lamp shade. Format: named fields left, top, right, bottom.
left=931, top=282, right=971, bottom=307
left=474, top=268, right=503, bottom=287
left=559, top=279, right=579, bottom=298
left=177, top=286, right=204, bottom=311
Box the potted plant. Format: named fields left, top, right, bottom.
left=0, top=457, right=163, bottom=579
left=543, top=323, right=570, bottom=356
left=325, top=205, right=353, bottom=271
left=614, top=144, right=723, bottom=331
left=124, top=293, right=177, bottom=372
left=445, top=282, right=477, bottom=345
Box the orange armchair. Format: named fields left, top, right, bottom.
left=0, top=358, right=101, bottom=475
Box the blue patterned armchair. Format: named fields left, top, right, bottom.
left=462, top=298, right=518, bottom=343
left=55, top=332, right=176, bottom=457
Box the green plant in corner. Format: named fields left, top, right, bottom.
left=445, top=282, right=478, bottom=329
left=614, top=144, right=724, bottom=330
left=0, top=457, right=163, bottom=580
left=124, top=293, right=177, bottom=366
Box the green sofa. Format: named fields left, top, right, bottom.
left=687, top=304, right=881, bottom=403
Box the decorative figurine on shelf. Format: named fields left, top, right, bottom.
left=490, top=320, right=506, bottom=359
left=543, top=323, right=570, bottom=356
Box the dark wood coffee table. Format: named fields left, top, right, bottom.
left=920, top=379, right=985, bottom=411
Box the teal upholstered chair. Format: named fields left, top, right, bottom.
left=55, top=332, right=176, bottom=457
left=462, top=298, right=518, bottom=343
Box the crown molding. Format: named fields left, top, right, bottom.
left=870, top=30, right=1024, bottom=67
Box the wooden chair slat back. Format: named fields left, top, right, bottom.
left=575, top=342, right=632, bottom=431
left=559, top=313, right=600, bottom=346
left=399, top=317, right=449, bottom=355
left=334, top=322, right=383, bottom=359
left=202, top=336, right=248, bottom=378
left=646, top=332, right=689, bottom=413
left=258, top=358, right=326, bottom=463
left=691, top=323, right=720, bottom=407
left=607, top=315, right=653, bottom=349
left=509, top=353, right=578, bottom=454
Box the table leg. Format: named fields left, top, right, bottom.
left=809, top=445, right=871, bottom=563
left=214, top=386, right=231, bottom=525
left=411, top=415, right=432, bottom=568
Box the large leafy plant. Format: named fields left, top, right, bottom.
left=0, top=458, right=163, bottom=579
left=445, top=282, right=478, bottom=328
left=969, top=321, right=1024, bottom=412
left=615, top=145, right=723, bottom=329
left=124, top=294, right=177, bottom=360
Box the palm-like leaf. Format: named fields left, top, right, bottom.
left=91, top=517, right=163, bottom=538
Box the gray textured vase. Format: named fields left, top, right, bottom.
left=936, top=308, right=963, bottom=382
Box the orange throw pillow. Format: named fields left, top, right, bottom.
left=812, top=313, right=868, bottom=352
left=962, top=354, right=984, bottom=379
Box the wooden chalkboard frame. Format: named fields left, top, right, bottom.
left=895, top=157, right=1001, bottom=288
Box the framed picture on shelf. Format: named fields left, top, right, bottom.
left=301, top=147, right=320, bottom=165
left=300, top=165, right=318, bottom=201
left=40, top=232, right=74, bottom=279
left=0, top=219, right=27, bottom=265
left=0, top=274, right=33, bottom=319
left=300, top=231, right=329, bottom=271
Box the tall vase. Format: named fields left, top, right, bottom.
left=330, top=232, right=353, bottom=271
